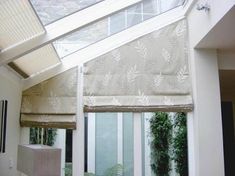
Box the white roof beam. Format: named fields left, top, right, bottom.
left=0, top=0, right=141, bottom=66
left=23, top=7, right=184, bottom=90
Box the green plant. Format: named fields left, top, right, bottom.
left=104, top=164, right=123, bottom=176
left=30, top=127, right=57, bottom=146
left=149, top=112, right=172, bottom=176
left=64, top=163, right=72, bottom=176
left=84, top=172, right=95, bottom=176
left=84, top=164, right=123, bottom=176
left=172, top=112, right=188, bottom=176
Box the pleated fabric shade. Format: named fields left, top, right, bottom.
left=0, top=0, right=45, bottom=50
left=83, top=19, right=193, bottom=112
left=9, top=44, right=61, bottom=78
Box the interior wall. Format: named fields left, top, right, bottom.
left=0, top=67, right=22, bottom=176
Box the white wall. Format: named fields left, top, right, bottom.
left=187, top=0, right=235, bottom=48
left=0, top=67, right=22, bottom=176
left=188, top=49, right=225, bottom=176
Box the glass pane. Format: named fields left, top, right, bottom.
left=127, top=4, right=142, bottom=13
left=65, top=129, right=73, bottom=176
left=96, top=113, right=118, bottom=175
left=143, top=0, right=159, bottom=20
left=56, top=0, right=185, bottom=59
left=85, top=113, right=134, bottom=176
left=142, top=112, right=188, bottom=176
left=160, top=0, right=183, bottom=12
left=54, top=18, right=108, bottom=58
left=127, top=13, right=142, bottom=27
left=30, top=0, right=103, bottom=25
left=109, top=12, right=126, bottom=35
left=127, top=4, right=142, bottom=27
left=123, top=113, right=134, bottom=176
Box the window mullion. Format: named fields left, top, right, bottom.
left=133, top=112, right=142, bottom=176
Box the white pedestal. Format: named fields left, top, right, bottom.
left=17, top=144, right=61, bottom=176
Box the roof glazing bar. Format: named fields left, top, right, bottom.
left=0, top=0, right=141, bottom=66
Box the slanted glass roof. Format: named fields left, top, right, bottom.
left=0, top=0, right=186, bottom=80
left=30, top=0, right=103, bottom=25
left=53, top=0, right=185, bottom=59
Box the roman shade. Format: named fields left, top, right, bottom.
left=20, top=68, right=77, bottom=129
left=83, top=19, right=193, bottom=112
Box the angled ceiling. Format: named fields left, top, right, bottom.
left=197, top=5, right=235, bottom=50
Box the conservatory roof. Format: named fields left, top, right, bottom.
left=0, top=0, right=192, bottom=89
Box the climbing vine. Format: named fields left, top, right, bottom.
left=172, top=112, right=188, bottom=176
left=149, top=112, right=172, bottom=176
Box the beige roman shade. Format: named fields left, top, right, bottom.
left=83, top=19, right=193, bottom=112
left=20, top=68, right=77, bottom=129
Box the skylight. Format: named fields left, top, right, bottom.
left=1, top=0, right=186, bottom=80
left=30, top=0, right=103, bottom=25
left=53, top=0, right=185, bottom=59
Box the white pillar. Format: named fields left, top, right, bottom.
left=187, top=112, right=196, bottom=176
left=117, top=113, right=123, bottom=165
left=87, top=113, right=96, bottom=173
left=133, top=112, right=142, bottom=176
left=53, top=129, right=66, bottom=176
left=189, top=49, right=225, bottom=176
left=73, top=65, right=84, bottom=176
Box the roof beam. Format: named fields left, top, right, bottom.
left=0, top=0, right=140, bottom=66
left=23, top=7, right=184, bottom=90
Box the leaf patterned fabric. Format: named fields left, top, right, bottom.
left=20, top=68, right=77, bottom=129
left=83, top=19, right=193, bottom=112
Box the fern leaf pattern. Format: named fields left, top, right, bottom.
left=177, top=65, right=188, bottom=83
left=87, top=95, right=96, bottom=106
left=162, top=48, right=171, bottom=63
left=135, top=40, right=147, bottom=59
left=138, top=90, right=149, bottom=106
left=163, top=96, right=173, bottom=106
left=175, top=20, right=186, bottom=37
left=103, top=72, right=112, bottom=87
left=127, top=65, right=139, bottom=83
left=111, top=49, right=121, bottom=62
